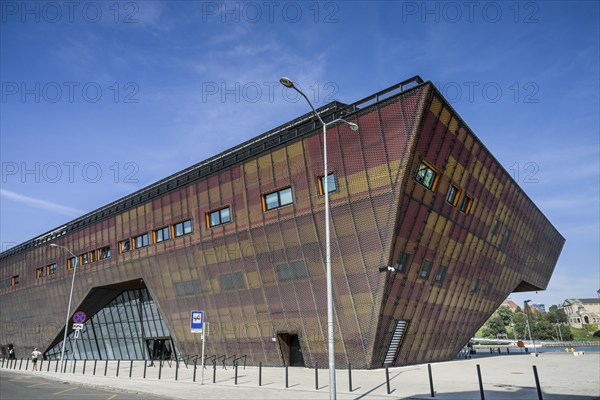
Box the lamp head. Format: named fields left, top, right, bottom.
left=49, top=244, right=58, bottom=247
left=348, top=122, right=359, bottom=131
left=525, top=299, right=532, bottom=303
left=279, top=77, right=295, bottom=89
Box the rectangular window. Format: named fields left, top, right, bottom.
left=491, top=219, right=500, bottom=235
left=207, top=207, right=232, bottom=228
left=98, top=246, right=111, bottom=260
left=275, top=261, right=309, bottom=281
left=218, top=272, right=246, bottom=291
left=415, top=160, right=439, bottom=191
left=318, top=173, right=337, bottom=195
left=394, top=252, right=411, bottom=273
left=11, top=275, right=19, bottom=286
left=433, top=265, right=447, bottom=283
left=418, top=260, right=433, bottom=279
left=446, top=184, right=460, bottom=206
left=154, top=227, right=171, bottom=243
left=460, top=195, right=474, bottom=214
left=134, top=233, right=149, bottom=249
left=263, top=187, right=293, bottom=211
left=47, top=263, right=57, bottom=275
left=174, top=279, right=202, bottom=296
left=119, top=239, right=131, bottom=253
left=36, top=267, right=45, bottom=279
left=173, top=219, right=193, bottom=237
left=67, top=256, right=77, bottom=269
left=80, top=252, right=90, bottom=265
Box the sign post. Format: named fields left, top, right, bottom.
left=191, top=311, right=205, bottom=384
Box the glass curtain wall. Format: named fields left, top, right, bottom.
left=44, top=288, right=175, bottom=360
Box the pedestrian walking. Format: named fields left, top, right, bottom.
left=31, top=348, right=42, bottom=370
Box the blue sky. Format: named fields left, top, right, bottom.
left=1, top=1, right=598, bottom=308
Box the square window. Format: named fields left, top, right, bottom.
left=11, top=275, right=19, bottom=286
left=36, top=267, right=45, bottom=279
left=415, top=161, right=439, bottom=191
left=134, top=233, right=149, bottom=249
left=47, top=263, right=57, bottom=275
left=67, top=256, right=77, bottom=269
left=207, top=208, right=231, bottom=228
left=434, top=265, right=447, bottom=283
left=98, top=246, right=111, bottom=260
left=319, top=173, right=337, bottom=195
left=154, top=227, right=171, bottom=243
left=174, top=219, right=193, bottom=237
left=263, top=187, right=294, bottom=211
left=80, top=253, right=90, bottom=265
left=418, top=260, right=433, bottom=279
left=119, top=239, right=131, bottom=253
left=460, top=195, right=474, bottom=214
left=394, top=252, right=411, bottom=273
left=446, top=185, right=460, bottom=206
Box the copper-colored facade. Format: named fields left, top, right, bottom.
left=0, top=77, right=564, bottom=368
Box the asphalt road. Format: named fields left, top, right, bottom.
left=0, top=370, right=173, bottom=400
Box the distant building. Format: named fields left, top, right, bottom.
left=532, top=303, right=546, bottom=313
left=501, top=298, right=541, bottom=313
left=560, top=298, right=600, bottom=329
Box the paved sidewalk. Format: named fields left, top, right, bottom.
left=1, top=352, right=598, bottom=399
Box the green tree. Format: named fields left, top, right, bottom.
left=497, top=306, right=513, bottom=326
left=533, top=319, right=556, bottom=340
left=545, top=305, right=568, bottom=324
left=482, top=315, right=507, bottom=338
left=512, top=312, right=528, bottom=339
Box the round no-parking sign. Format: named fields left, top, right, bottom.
left=73, top=311, right=87, bottom=324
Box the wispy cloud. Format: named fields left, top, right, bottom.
left=0, top=189, right=84, bottom=217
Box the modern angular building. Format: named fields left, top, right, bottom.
left=0, top=76, right=564, bottom=369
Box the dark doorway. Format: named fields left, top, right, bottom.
left=146, top=338, right=174, bottom=361
left=277, top=333, right=305, bottom=367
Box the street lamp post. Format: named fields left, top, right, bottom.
left=49, top=243, right=79, bottom=368
left=524, top=300, right=538, bottom=355
left=280, top=77, right=358, bottom=400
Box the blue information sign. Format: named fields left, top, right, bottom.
left=191, top=311, right=203, bottom=333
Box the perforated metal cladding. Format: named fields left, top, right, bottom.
left=375, top=92, right=564, bottom=367
left=0, top=82, right=563, bottom=369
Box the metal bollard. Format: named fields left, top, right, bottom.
left=193, top=360, right=197, bottom=382
left=259, top=361, right=262, bottom=386
left=143, top=360, right=147, bottom=379
left=385, top=366, right=391, bottom=395
left=129, top=360, right=133, bottom=378
left=158, top=360, right=163, bottom=380
left=19, top=358, right=23, bottom=370
left=25, top=359, right=29, bottom=371
left=533, top=365, right=543, bottom=400
left=349, top=363, right=353, bottom=392
left=175, top=359, right=179, bottom=381
left=55, top=359, right=59, bottom=373
left=83, top=360, right=87, bottom=375
left=104, top=360, right=108, bottom=376
left=212, top=360, right=216, bottom=383
left=234, top=361, right=238, bottom=385
left=285, top=363, right=288, bottom=388
left=72, top=360, right=77, bottom=374
left=315, top=362, right=319, bottom=390
left=93, top=360, right=97, bottom=375
left=46, top=359, right=50, bottom=372
left=116, top=360, right=120, bottom=377
left=476, top=364, right=485, bottom=400
left=428, top=364, right=435, bottom=397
